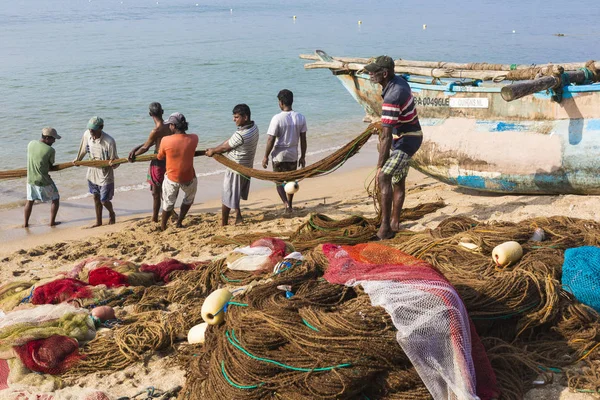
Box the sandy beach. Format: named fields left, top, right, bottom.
left=1, top=140, right=599, bottom=399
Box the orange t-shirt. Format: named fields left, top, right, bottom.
left=157, top=133, right=198, bottom=183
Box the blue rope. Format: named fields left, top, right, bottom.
left=226, top=330, right=352, bottom=372
left=302, top=319, right=319, bottom=332
left=579, top=67, right=593, bottom=84
left=220, top=360, right=261, bottom=389
left=19, top=286, right=35, bottom=304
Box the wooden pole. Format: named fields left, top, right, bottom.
left=500, top=70, right=590, bottom=101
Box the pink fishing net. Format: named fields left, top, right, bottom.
left=0, top=358, right=9, bottom=390
left=323, top=243, right=499, bottom=400
left=88, top=267, right=129, bottom=288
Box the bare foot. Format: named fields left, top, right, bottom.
left=234, top=218, right=244, bottom=225
left=175, top=221, right=183, bottom=228
left=390, top=220, right=401, bottom=232
left=108, top=213, right=116, bottom=225
left=50, top=221, right=62, bottom=227
left=87, top=223, right=102, bottom=229
left=171, top=211, right=179, bottom=222
left=284, top=207, right=294, bottom=215
left=375, top=227, right=395, bottom=241
left=23, top=223, right=29, bottom=228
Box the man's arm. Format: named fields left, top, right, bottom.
left=49, top=148, right=59, bottom=171
left=128, top=129, right=159, bottom=162
left=262, top=135, right=276, bottom=169
left=377, top=126, right=393, bottom=170
left=108, top=140, right=119, bottom=169
left=206, top=139, right=233, bottom=157
left=73, top=133, right=87, bottom=164
left=298, top=132, right=307, bottom=168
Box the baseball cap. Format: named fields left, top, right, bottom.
left=364, top=55, right=395, bottom=73
left=164, top=112, right=186, bottom=125
left=42, top=127, right=61, bottom=140
left=87, top=116, right=104, bottom=131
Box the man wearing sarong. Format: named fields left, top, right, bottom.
left=262, top=89, right=307, bottom=214
left=74, top=117, right=119, bottom=228
left=157, top=112, right=199, bottom=230
left=24, top=127, right=62, bottom=227
left=365, top=56, right=423, bottom=240
left=128, top=102, right=173, bottom=222
left=206, top=104, right=259, bottom=226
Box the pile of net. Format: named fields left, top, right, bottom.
left=6, top=214, right=600, bottom=399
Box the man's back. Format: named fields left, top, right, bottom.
left=152, top=124, right=172, bottom=155
left=159, top=133, right=198, bottom=183
left=267, top=111, right=307, bottom=163
left=27, top=140, right=55, bottom=186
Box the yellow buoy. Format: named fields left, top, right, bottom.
left=492, top=241, right=523, bottom=267
left=188, top=323, right=208, bottom=344
left=201, top=288, right=233, bottom=325
left=423, top=24, right=427, bottom=29
left=358, top=20, right=362, bottom=25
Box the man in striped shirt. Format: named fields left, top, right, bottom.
left=365, top=56, right=423, bottom=240
left=206, top=104, right=259, bottom=226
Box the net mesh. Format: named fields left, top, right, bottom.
left=32, top=279, right=92, bottom=305
left=323, top=243, right=499, bottom=400
left=88, top=267, right=129, bottom=288
left=562, top=246, right=600, bottom=313
left=13, top=335, right=82, bottom=375
left=0, top=358, right=9, bottom=390
left=139, top=259, right=193, bottom=283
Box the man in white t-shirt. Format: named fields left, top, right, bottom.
left=262, top=89, right=307, bottom=214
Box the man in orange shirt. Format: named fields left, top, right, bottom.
left=157, top=112, right=199, bottom=230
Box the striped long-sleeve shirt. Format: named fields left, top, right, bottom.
left=381, top=75, right=422, bottom=156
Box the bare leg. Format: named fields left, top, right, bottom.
left=161, top=210, right=172, bottom=231
left=286, top=193, right=295, bottom=213
left=376, top=171, right=395, bottom=240
left=92, top=194, right=103, bottom=227
left=176, top=203, right=192, bottom=228
left=50, top=199, right=60, bottom=227
left=24, top=200, right=34, bottom=228
left=276, top=184, right=289, bottom=208
left=151, top=185, right=161, bottom=223
left=390, top=178, right=406, bottom=232
left=235, top=208, right=244, bottom=225
left=221, top=204, right=231, bottom=226
left=103, top=201, right=116, bottom=225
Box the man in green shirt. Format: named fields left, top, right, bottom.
left=24, top=127, right=62, bottom=227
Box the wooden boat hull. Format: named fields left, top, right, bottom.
left=330, top=69, right=600, bottom=194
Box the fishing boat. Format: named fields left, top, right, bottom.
left=302, top=50, right=600, bottom=194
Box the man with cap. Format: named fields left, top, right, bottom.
left=74, top=116, right=119, bottom=228
left=24, top=127, right=62, bottom=227
left=157, top=112, right=198, bottom=230
left=128, top=102, right=174, bottom=223
left=364, top=55, right=423, bottom=240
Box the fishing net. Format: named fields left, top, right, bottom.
left=31, top=279, right=92, bottom=305
left=139, top=259, right=194, bottom=283
left=0, top=358, right=9, bottom=390
left=0, top=304, right=95, bottom=351
left=13, top=335, right=82, bottom=375
left=0, top=282, right=35, bottom=313
left=562, top=246, right=600, bottom=313
left=322, top=243, right=499, bottom=400
left=88, top=267, right=129, bottom=288
left=226, top=238, right=293, bottom=272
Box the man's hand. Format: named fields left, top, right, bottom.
left=262, top=156, right=268, bottom=169
left=298, top=157, right=306, bottom=169
left=206, top=148, right=214, bottom=157
left=72, top=160, right=80, bottom=167
left=128, top=148, right=137, bottom=162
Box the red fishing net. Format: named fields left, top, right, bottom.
left=322, top=243, right=499, bottom=400
left=32, top=279, right=92, bottom=305
left=140, top=259, right=193, bottom=283
left=88, top=266, right=129, bottom=288
left=0, top=358, right=9, bottom=390
left=13, top=335, right=82, bottom=375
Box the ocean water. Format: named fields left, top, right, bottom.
left=1, top=0, right=599, bottom=209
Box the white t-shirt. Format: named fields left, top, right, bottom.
left=75, top=130, right=119, bottom=185
left=266, top=111, right=307, bottom=163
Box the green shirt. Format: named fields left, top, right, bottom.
left=27, top=140, right=55, bottom=186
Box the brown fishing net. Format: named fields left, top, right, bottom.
left=58, top=213, right=600, bottom=398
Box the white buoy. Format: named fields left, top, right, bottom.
left=284, top=181, right=299, bottom=194
left=230, top=8, right=233, bottom=13
left=423, top=24, right=427, bottom=29
left=358, top=20, right=362, bottom=25
left=492, top=241, right=523, bottom=267
left=293, top=15, right=297, bottom=20
left=512, top=30, right=516, bottom=34
left=201, top=288, right=232, bottom=325
left=188, top=323, right=208, bottom=344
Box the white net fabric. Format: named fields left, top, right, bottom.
left=357, top=279, right=479, bottom=400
